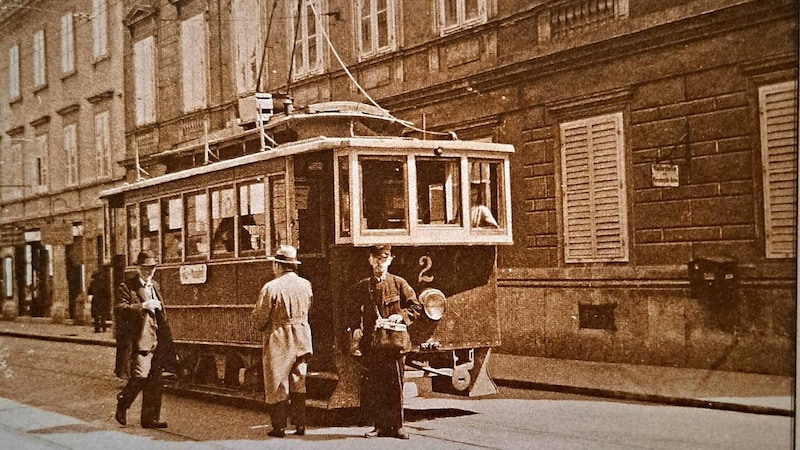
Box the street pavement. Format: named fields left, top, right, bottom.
left=0, top=317, right=794, bottom=449
left=0, top=317, right=793, bottom=417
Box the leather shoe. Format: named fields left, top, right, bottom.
left=293, top=426, right=305, bottom=436
left=115, top=404, right=126, bottom=426
left=387, top=428, right=410, bottom=440
left=267, top=428, right=285, bottom=438
left=363, top=428, right=380, bottom=438
left=141, top=421, right=168, bottom=429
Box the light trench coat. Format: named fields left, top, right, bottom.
left=251, top=271, right=313, bottom=403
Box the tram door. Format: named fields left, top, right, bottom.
left=293, top=153, right=334, bottom=369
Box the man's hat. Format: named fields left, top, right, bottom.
left=136, top=251, right=158, bottom=267
left=369, top=244, right=392, bottom=258
left=268, top=244, right=301, bottom=265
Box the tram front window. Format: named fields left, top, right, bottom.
left=360, top=157, right=407, bottom=230
left=469, top=160, right=504, bottom=229
left=416, top=158, right=461, bottom=225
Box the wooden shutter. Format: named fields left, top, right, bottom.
left=134, top=37, right=155, bottom=125
left=8, top=45, right=19, bottom=99
left=181, top=14, right=208, bottom=111
left=560, top=112, right=628, bottom=263
left=92, top=0, right=107, bottom=59
left=232, top=0, right=261, bottom=94
left=32, top=30, right=46, bottom=87
left=759, top=81, right=798, bottom=258
left=64, top=124, right=78, bottom=186
left=60, top=13, right=74, bottom=74
left=95, top=112, right=111, bottom=178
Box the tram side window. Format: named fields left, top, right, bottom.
left=161, top=197, right=183, bottom=262
left=338, top=156, right=350, bottom=238
left=469, top=160, right=503, bottom=229
left=268, top=175, right=287, bottom=252
left=126, top=205, right=140, bottom=266
left=360, top=157, right=407, bottom=230
left=211, top=186, right=236, bottom=257
left=140, top=201, right=161, bottom=260
left=239, top=181, right=266, bottom=255
left=416, top=158, right=461, bottom=226
left=186, top=191, right=210, bottom=258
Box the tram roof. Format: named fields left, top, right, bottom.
left=100, top=136, right=514, bottom=199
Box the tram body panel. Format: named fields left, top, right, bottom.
left=101, top=124, right=514, bottom=406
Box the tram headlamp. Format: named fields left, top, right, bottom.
left=419, top=288, right=446, bottom=321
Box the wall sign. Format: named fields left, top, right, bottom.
left=651, top=163, right=679, bottom=187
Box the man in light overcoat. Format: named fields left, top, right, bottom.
left=251, top=244, right=313, bottom=438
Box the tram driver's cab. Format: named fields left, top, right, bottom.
left=334, top=141, right=513, bottom=247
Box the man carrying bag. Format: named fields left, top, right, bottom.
left=348, top=245, right=422, bottom=440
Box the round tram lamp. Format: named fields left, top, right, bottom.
left=419, top=288, right=447, bottom=321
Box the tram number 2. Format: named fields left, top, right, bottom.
left=418, top=256, right=434, bottom=283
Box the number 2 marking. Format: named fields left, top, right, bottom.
left=418, top=256, right=434, bottom=283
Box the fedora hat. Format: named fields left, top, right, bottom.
left=267, top=244, right=301, bottom=265
left=136, top=251, right=158, bottom=267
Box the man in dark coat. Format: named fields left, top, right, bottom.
left=349, top=244, right=423, bottom=440
left=87, top=269, right=109, bottom=332
left=114, top=251, right=176, bottom=429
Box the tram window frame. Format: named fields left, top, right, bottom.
left=336, top=155, right=351, bottom=240
left=161, top=196, right=184, bottom=263
left=468, top=158, right=506, bottom=233
left=238, top=179, right=268, bottom=257
left=126, top=204, right=140, bottom=266
left=139, top=200, right=161, bottom=262
left=415, top=157, right=462, bottom=227
left=185, top=190, right=211, bottom=260
left=210, top=185, right=237, bottom=258
left=267, top=174, right=289, bottom=255
left=358, top=155, right=409, bottom=233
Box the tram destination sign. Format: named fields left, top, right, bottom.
left=180, top=263, right=208, bottom=284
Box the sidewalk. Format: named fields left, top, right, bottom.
left=0, top=317, right=793, bottom=417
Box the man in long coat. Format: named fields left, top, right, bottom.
left=114, top=251, right=177, bottom=429
left=251, top=244, right=313, bottom=438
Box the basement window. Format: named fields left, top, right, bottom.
left=578, top=304, right=616, bottom=330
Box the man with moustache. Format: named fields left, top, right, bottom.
left=349, top=244, right=422, bottom=440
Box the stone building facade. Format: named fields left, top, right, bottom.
left=0, top=0, right=127, bottom=322
left=99, top=0, right=800, bottom=374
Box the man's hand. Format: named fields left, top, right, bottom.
left=387, top=314, right=403, bottom=323
left=142, top=299, right=162, bottom=312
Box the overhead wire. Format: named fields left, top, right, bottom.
left=308, top=1, right=456, bottom=139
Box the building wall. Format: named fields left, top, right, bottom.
left=121, top=0, right=796, bottom=374
left=0, top=0, right=127, bottom=321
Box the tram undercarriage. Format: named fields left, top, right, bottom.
left=167, top=342, right=497, bottom=409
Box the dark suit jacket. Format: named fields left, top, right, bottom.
left=115, top=273, right=177, bottom=373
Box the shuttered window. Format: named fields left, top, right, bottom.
left=181, top=14, right=208, bottom=111
left=92, top=0, right=108, bottom=59
left=759, top=81, right=798, bottom=259
left=64, top=123, right=79, bottom=186
left=95, top=111, right=112, bottom=178
left=560, top=112, right=628, bottom=263
left=133, top=37, right=156, bottom=125
left=32, top=30, right=46, bottom=88
left=232, top=0, right=262, bottom=94
left=33, top=133, right=49, bottom=192
left=60, top=13, right=74, bottom=74
left=8, top=44, right=19, bottom=99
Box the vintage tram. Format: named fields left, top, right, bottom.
left=100, top=101, right=513, bottom=408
